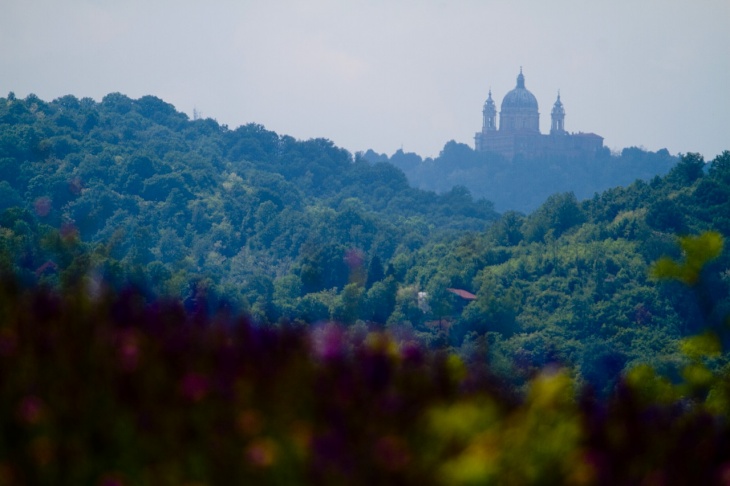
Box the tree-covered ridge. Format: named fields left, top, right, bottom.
left=400, top=151, right=730, bottom=392
left=0, top=92, right=496, bottom=317
left=1, top=91, right=729, bottom=394
left=364, top=141, right=678, bottom=212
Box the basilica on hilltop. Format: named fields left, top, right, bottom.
left=474, top=69, right=603, bottom=160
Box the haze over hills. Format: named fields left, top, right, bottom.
left=363, top=142, right=677, bottom=213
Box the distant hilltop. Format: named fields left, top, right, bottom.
left=474, top=68, right=603, bottom=160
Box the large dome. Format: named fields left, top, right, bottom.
left=501, top=70, right=538, bottom=111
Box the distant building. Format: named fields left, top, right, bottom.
left=474, top=69, right=603, bottom=160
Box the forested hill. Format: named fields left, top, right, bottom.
left=396, top=152, right=730, bottom=392
left=363, top=141, right=678, bottom=212
left=0, top=92, right=496, bottom=311
left=1, top=91, right=730, bottom=394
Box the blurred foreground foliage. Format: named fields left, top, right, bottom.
left=1, top=233, right=730, bottom=486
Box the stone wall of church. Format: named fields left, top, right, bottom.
left=474, top=131, right=603, bottom=160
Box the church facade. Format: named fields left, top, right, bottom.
left=474, top=69, right=603, bottom=160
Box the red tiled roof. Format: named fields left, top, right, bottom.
left=447, top=288, right=477, bottom=300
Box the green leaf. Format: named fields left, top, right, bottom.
left=651, top=232, right=724, bottom=285
left=680, top=332, right=722, bottom=359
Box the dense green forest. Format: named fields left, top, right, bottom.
left=0, top=93, right=730, bottom=389
left=1, top=91, right=730, bottom=483
left=0, top=92, right=496, bottom=316
left=364, top=141, right=677, bottom=212
left=1, top=92, right=729, bottom=393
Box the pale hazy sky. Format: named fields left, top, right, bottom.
left=2, top=0, right=729, bottom=160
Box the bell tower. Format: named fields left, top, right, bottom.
left=482, top=90, right=497, bottom=132
left=550, top=91, right=566, bottom=134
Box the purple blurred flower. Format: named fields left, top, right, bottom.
left=60, top=221, right=78, bottom=240
left=343, top=248, right=364, bottom=270
left=68, top=176, right=83, bottom=195
left=116, top=330, right=141, bottom=372
left=98, top=474, right=125, bottom=486
left=180, top=372, right=209, bottom=402
left=245, top=438, right=277, bottom=468
left=311, top=324, right=346, bottom=361
left=18, top=396, right=44, bottom=425
left=400, top=341, right=424, bottom=365
left=33, top=197, right=51, bottom=217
